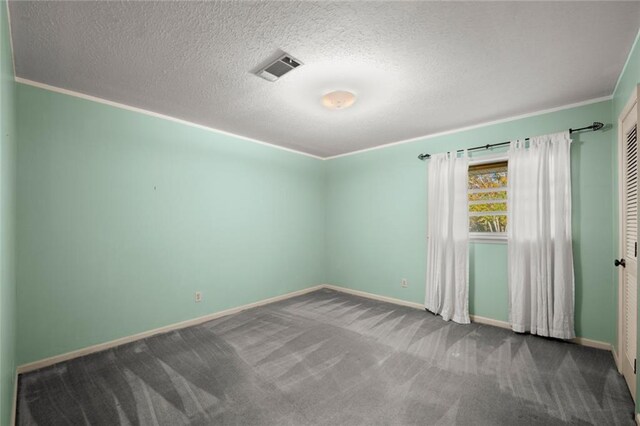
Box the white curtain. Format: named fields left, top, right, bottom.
left=425, top=151, right=470, bottom=324
left=508, top=131, right=575, bottom=339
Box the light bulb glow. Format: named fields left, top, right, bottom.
left=322, top=91, right=356, bottom=110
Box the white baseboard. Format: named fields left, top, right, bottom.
left=470, top=314, right=510, bottom=330
left=325, top=284, right=613, bottom=352
left=16, top=285, right=325, bottom=374
left=323, top=284, right=424, bottom=310
left=16, top=283, right=615, bottom=378
left=323, top=285, right=513, bottom=331
left=572, top=337, right=612, bottom=351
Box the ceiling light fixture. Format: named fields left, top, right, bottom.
left=322, top=91, right=356, bottom=110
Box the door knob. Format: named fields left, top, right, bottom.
left=615, top=258, right=626, bottom=268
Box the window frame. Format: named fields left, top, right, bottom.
left=468, top=154, right=508, bottom=244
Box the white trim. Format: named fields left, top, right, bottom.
left=5, top=0, right=16, bottom=78
left=469, top=318, right=612, bottom=351
left=617, top=85, right=639, bottom=403
left=16, top=285, right=325, bottom=374
left=468, top=316, right=611, bottom=351
left=469, top=314, right=510, bottom=330
left=15, top=283, right=616, bottom=377
left=14, top=78, right=323, bottom=161
left=324, top=95, right=612, bottom=160
left=636, top=412, right=640, bottom=426
left=573, top=337, right=613, bottom=352
left=323, top=284, right=424, bottom=310
left=620, top=86, right=640, bottom=126
left=468, top=188, right=507, bottom=195
left=325, top=284, right=613, bottom=351
left=469, top=233, right=507, bottom=244
left=469, top=199, right=507, bottom=206
left=14, top=78, right=612, bottom=162
left=617, top=93, right=626, bottom=375
left=613, top=28, right=640, bottom=98
left=469, top=153, right=509, bottom=166
left=470, top=315, right=612, bottom=351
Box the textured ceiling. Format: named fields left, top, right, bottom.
left=8, top=1, right=640, bottom=158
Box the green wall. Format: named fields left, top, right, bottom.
left=612, top=29, right=640, bottom=416
left=326, top=100, right=616, bottom=344
left=16, top=84, right=326, bottom=365
left=0, top=0, right=16, bottom=424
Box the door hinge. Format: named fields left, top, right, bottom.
left=635, top=242, right=637, bottom=258
left=634, top=359, right=637, bottom=375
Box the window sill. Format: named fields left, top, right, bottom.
left=470, top=233, right=507, bottom=244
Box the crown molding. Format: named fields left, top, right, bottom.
left=15, top=77, right=614, bottom=162
left=5, top=1, right=16, bottom=77
left=14, top=77, right=324, bottom=161
left=324, top=95, right=612, bottom=160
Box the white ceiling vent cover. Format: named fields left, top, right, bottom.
left=255, top=54, right=302, bottom=82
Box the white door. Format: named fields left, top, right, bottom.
left=618, top=96, right=638, bottom=401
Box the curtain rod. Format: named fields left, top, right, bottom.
left=417, top=121, right=604, bottom=161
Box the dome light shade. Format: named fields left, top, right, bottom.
left=322, top=91, right=356, bottom=110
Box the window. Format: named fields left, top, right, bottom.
left=468, top=160, right=508, bottom=240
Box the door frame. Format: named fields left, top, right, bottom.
left=616, top=85, right=639, bottom=397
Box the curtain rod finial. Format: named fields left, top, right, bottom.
left=593, top=122, right=604, bottom=131
left=418, top=153, right=430, bottom=160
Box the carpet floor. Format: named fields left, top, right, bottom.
left=17, top=288, right=635, bottom=425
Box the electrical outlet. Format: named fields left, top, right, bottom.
left=401, top=279, right=408, bottom=288
left=195, top=291, right=202, bottom=302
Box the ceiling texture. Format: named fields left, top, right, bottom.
left=8, top=1, right=640, bottom=158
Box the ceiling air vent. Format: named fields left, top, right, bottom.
left=256, top=54, right=302, bottom=82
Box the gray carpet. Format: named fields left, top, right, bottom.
left=17, top=288, right=635, bottom=425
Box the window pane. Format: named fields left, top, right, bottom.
left=470, top=215, right=507, bottom=233
left=468, top=161, right=508, bottom=233
left=468, top=190, right=507, bottom=201
left=469, top=202, right=507, bottom=212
